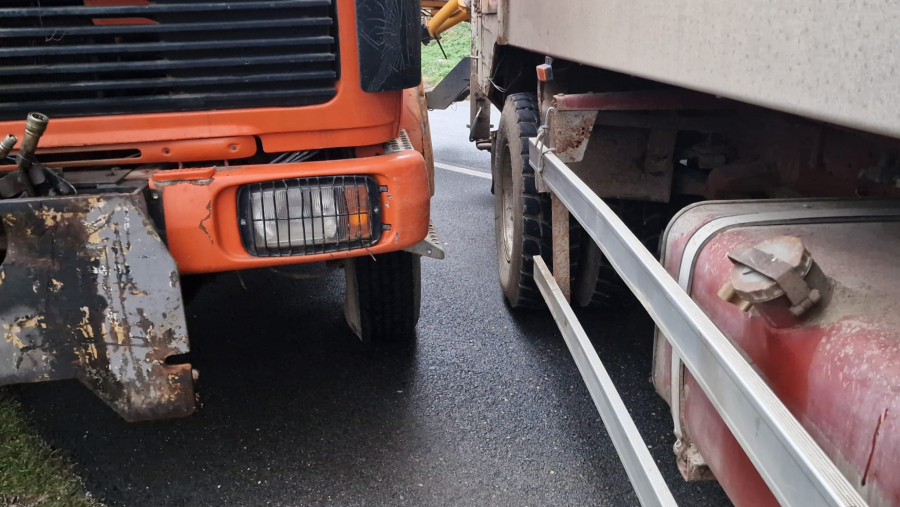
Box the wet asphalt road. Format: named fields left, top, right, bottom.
left=13, top=105, right=730, bottom=506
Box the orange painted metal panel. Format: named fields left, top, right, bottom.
left=1, top=136, right=257, bottom=170
left=400, top=84, right=435, bottom=195
left=156, top=149, right=430, bottom=275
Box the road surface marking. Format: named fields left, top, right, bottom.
left=435, top=161, right=492, bottom=180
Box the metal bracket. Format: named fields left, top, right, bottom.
left=425, top=56, right=471, bottom=110
left=546, top=89, right=726, bottom=165
left=402, top=220, right=445, bottom=259
left=674, top=439, right=716, bottom=482
left=547, top=108, right=598, bottom=163
left=531, top=131, right=551, bottom=193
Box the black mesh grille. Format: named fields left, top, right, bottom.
left=0, top=0, right=339, bottom=121
left=238, top=175, right=383, bottom=257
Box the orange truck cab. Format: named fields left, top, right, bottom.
left=0, top=0, right=438, bottom=421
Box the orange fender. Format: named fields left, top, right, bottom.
left=400, top=84, right=435, bottom=195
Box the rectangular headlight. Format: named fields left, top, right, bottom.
left=238, top=176, right=382, bottom=257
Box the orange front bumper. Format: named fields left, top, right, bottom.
left=154, top=149, right=430, bottom=275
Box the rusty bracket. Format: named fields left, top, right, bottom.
left=553, top=90, right=731, bottom=112
left=673, top=439, right=716, bottom=482
left=547, top=108, right=598, bottom=163
left=0, top=185, right=194, bottom=421
left=532, top=126, right=551, bottom=193
left=727, top=246, right=821, bottom=316
left=548, top=89, right=731, bottom=165
left=551, top=193, right=571, bottom=301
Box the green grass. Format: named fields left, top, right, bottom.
left=0, top=391, right=99, bottom=507
left=421, top=22, right=472, bottom=88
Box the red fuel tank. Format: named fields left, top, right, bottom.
left=653, top=199, right=900, bottom=507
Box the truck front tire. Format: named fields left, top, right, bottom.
left=492, top=93, right=657, bottom=310
left=493, top=93, right=551, bottom=308
left=344, top=251, right=421, bottom=343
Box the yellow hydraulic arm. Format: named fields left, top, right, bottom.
left=423, top=0, right=470, bottom=39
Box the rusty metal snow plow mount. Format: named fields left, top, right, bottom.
left=0, top=187, right=194, bottom=422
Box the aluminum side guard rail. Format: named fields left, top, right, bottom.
left=528, top=139, right=867, bottom=507
left=0, top=186, right=194, bottom=421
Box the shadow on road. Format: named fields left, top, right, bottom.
left=504, top=301, right=732, bottom=505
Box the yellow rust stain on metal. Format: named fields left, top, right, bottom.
left=87, top=217, right=114, bottom=244
left=4, top=315, right=44, bottom=349
left=3, top=326, right=25, bottom=349
left=19, top=316, right=42, bottom=328
left=93, top=244, right=109, bottom=264
left=72, top=337, right=103, bottom=367
left=99, top=323, right=110, bottom=345
left=75, top=307, right=94, bottom=339
left=41, top=210, right=62, bottom=227
left=105, top=313, right=128, bottom=345
left=38, top=209, right=73, bottom=227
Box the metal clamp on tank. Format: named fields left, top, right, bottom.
left=718, top=235, right=832, bottom=327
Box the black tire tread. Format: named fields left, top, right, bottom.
left=574, top=201, right=666, bottom=308
left=504, top=92, right=580, bottom=308
left=355, top=251, right=419, bottom=342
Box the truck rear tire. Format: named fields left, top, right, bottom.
left=493, top=93, right=553, bottom=308
left=344, top=251, right=421, bottom=343
left=572, top=200, right=665, bottom=308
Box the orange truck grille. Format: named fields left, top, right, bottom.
left=0, top=0, right=340, bottom=121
